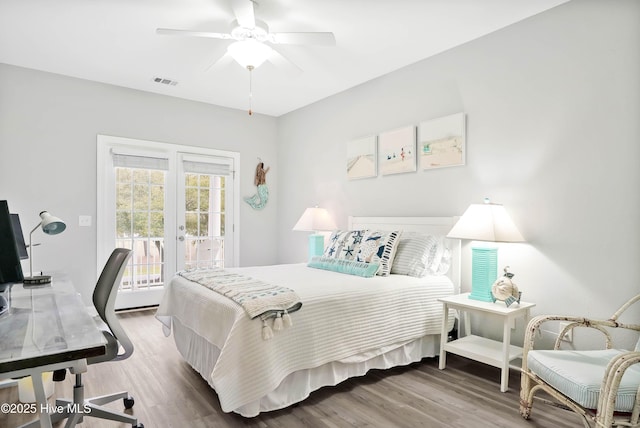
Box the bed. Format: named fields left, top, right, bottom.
left=155, top=216, right=461, bottom=417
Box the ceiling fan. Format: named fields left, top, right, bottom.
left=156, top=0, right=336, bottom=70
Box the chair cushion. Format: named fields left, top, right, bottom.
left=528, top=349, right=640, bottom=412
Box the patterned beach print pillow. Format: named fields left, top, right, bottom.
left=323, top=230, right=367, bottom=261
left=356, top=230, right=402, bottom=276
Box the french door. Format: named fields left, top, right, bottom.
left=97, top=136, right=239, bottom=309
left=176, top=153, right=233, bottom=271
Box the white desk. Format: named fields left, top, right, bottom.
left=438, top=293, right=535, bottom=392
left=0, top=278, right=106, bottom=428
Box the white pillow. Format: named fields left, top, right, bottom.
left=433, top=245, right=451, bottom=276
left=391, top=233, right=449, bottom=277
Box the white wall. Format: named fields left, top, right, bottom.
left=0, top=0, right=638, bottom=348
left=0, top=64, right=279, bottom=303
left=276, top=0, right=640, bottom=347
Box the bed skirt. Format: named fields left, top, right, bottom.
left=171, top=317, right=442, bottom=417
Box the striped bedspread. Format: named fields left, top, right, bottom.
left=156, top=263, right=454, bottom=415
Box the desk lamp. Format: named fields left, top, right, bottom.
left=447, top=198, right=524, bottom=302
left=293, top=207, right=337, bottom=260
left=24, top=211, right=66, bottom=285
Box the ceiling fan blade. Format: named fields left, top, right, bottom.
left=156, top=28, right=233, bottom=40
left=230, top=0, right=255, bottom=28
left=269, top=32, right=336, bottom=46
left=267, top=48, right=303, bottom=76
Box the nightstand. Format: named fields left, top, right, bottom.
left=438, top=292, right=536, bottom=392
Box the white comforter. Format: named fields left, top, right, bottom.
left=156, top=263, right=454, bottom=414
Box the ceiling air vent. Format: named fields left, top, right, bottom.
left=152, top=76, right=178, bottom=86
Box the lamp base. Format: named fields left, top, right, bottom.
left=468, top=247, right=498, bottom=302
left=23, top=275, right=52, bottom=286
left=308, top=234, right=325, bottom=260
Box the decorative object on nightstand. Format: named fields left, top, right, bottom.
left=446, top=198, right=524, bottom=302
left=293, top=206, right=337, bottom=260
left=491, top=266, right=521, bottom=307
left=24, top=211, right=66, bottom=285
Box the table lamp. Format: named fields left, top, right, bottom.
left=24, top=211, right=67, bottom=285
left=293, top=207, right=337, bottom=260
left=446, top=198, right=524, bottom=302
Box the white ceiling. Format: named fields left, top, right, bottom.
left=0, top=0, right=569, bottom=117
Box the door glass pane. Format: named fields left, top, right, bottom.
left=183, top=172, right=225, bottom=270
left=115, top=167, right=166, bottom=291
left=198, top=213, right=209, bottom=236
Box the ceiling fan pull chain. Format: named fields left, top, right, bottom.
left=247, top=65, right=254, bottom=116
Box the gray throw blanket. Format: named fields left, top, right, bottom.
left=178, top=268, right=302, bottom=339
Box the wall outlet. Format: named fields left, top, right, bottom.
left=559, top=322, right=573, bottom=343
left=79, top=215, right=92, bottom=227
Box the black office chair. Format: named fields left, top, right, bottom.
left=51, top=248, right=143, bottom=428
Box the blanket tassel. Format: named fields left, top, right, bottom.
left=283, top=309, right=292, bottom=328
left=273, top=312, right=283, bottom=331
left=262, top=319, right=274, bottom=340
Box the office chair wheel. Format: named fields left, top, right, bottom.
left=124, top=396, right=135, bottom=409
left=132, top=424, right=144, bottom=428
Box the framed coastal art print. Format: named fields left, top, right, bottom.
left=378, top=125, right=416, bottom=175
left=418, top=112, right=466, bottom=170
left=347, top=135, right=377, bottom=180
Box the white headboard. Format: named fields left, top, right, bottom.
left=348, top=216, right=461, bottom=293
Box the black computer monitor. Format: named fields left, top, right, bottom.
left=0, top=200, right=24, bottom=285
left=10, top=213, right=28, bottom=260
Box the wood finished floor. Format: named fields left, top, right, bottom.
left=0, top=309, right=583, bottom=428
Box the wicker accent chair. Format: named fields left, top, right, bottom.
left=520, top=294, right=640, bottom=428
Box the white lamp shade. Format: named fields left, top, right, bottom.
left=293, top=207, right=337, bottom=232
left=26, top=210, right=66, bottom=283
left=227, top=40, right=272, bottom=68
left=447, top=201, right=524, bottom=243
left=39, top=211, right=66, bottom=235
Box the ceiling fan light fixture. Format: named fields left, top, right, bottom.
left=230, top=19, right=270, bottom=42
left=228, top=39, right=272, bottom=68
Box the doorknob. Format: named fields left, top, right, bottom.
left=178, top=236, right=185, bottom=241
left=178, top=225, right=185, bottom=231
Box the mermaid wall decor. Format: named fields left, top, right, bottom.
left=244, top=161, right=270, bottom=210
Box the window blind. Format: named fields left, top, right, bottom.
left=111, top=151, right=169, bottom=171
left=110, top=150, right=233, bottom=175
left=181, top=155, right=233, bottom=176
